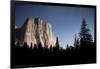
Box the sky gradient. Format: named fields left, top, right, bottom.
left=15, top=3, right=95, bottom=48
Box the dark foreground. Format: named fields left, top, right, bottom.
left=11, top=42, right=96, bottom=68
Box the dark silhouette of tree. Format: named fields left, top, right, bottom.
left=50, top=45, right=53, bottom=52
left=30, top=43, right=33, bottom=49
left=79, top=18, right=93, bottom=48
left=23, top=42, right=28, bottom=48
left=74, top=34, right=80, bottom=49
left=66, top=44, right=69, bottom=50
left=55, top=37, right=60, bottom=49
left=34, top=44, right=37, bottom=49
left=38, top=42, right=42, bottom=49
left=69, top=46, right=74, bottom=50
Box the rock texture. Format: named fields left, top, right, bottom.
left=15, top=17, right=56, bottom=48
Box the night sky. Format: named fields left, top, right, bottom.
left=15, top=3, right=95, bottom=48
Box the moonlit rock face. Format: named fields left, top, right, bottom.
left=15, top=17, right=56, bottom=48
left=15, top=25, right=18, bottom=29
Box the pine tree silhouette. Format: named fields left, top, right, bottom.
left=30, top=43, right=33, bottom=49
left=34, top=44, right=37, bottom=49
left=79, top=18, right=93, bottom=48
left=66, top=44, right=69, bottom=50
left=55, top=37, right=60, bottom=49
left=74, top=34, right=80, bottom=49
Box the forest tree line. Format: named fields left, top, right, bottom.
left=11, top=18, right=96, bottom=68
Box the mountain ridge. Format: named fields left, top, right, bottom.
left=15, top=17, right=56, bottom=48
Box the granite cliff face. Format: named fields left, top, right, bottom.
left=15, top=17, right=56, bottom=48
